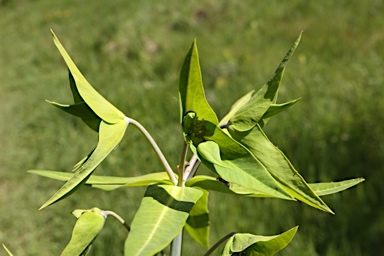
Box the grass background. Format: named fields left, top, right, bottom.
left=0, top=0, right=383, bottom=255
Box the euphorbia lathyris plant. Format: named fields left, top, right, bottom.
left=3, top=31, right=364, bottom=256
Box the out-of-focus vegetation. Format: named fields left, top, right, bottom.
left=0, top=0, right=382, bottom=255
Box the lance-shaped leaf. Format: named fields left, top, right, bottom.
left=219, top=90, right=254, bottom=127
left=185, top=188, right=210, bottom=248
left=179, top=39, right=218, bottom=129
left=222, top=226, right=298, bottom=256
left=51, top=30, right=125, bottom=124
left=197, top=131, right=293, bottom=200
left=28, top=170, right=172, bottom=191
left=229, top=33, right=302, bottom=132
left=258, top=98, right=301, bottom=128
left=124, top=184, right=203, bottom=256
left=61, top=208, right=106, bottom=256
left=229, top=124, right=333, bottom=213
left=39, top=119, right=128, bottom=210
left=309, top=178, right=365, bottom=197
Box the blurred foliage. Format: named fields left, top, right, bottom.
left=0, top=0, right=383, bottom=255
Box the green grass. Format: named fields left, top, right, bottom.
left=1, top=0, right=383, bottom=255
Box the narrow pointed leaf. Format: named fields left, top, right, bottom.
left=2, top=244, right=14, bottom=256
left=61, top=208, right=106, bottom=256
left=39, top=119, right=128, bottom=209
left=309, top=178, right=365, bottom=196
left=51, top=30, right=125, bottom=124
left=259, top=98, right=301, bottom=128
left=197, top=130, right=293, bottom=200
left=219, top=90, right=254, bottom=127
left=222, top=226, right=298, bottom=256
left=229, top=33, right=302, bottom=132
left=229, top=124, right=333, bottom=213
left=185, top=189, right=210, bottom=248
left=47, top=101, right=101, bottom=132
left=29, top=170, right=172, bottom=191
left=124, top=185, right=203, bottom=256
left=179, top=39, right=218, bottom=127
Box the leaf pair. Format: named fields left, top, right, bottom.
left=39, top=31, right=129, bottom=210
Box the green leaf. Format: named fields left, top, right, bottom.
left=39, top=119, right=128, bottom=210
left=222, top=226, right=298, bottom=256
left=2, top=244, right=14, bottom=256
left=185, top=188, right=210, bottom=248
left=61, top=208, right=106, bottom=256
left=124, top=184, right=203, bottom=256
left=179, top=39, right=218, bottom=128
left=46, top=101, right=101, bottom=132
left=197, top=127, right=293, bottom=200
left=219, top=90, right=254, bottom=127
left=186, top=175, right=235, bottom=194
left=229, top=124, right=333, bottom=213
left=258, top=98, right=301, bottom=128
left=309, top=178, right=365, bottom=197
left=51, top=30, right=125, bottom=124
left=28, top=170, right=172, bottom=191
left=229, top=33, right=302, bottom=132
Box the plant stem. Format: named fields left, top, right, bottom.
left=126, top=117, right=178, bottom=185
left=170, top=231, right=183, bottom=256
left=203, top=232, right=237, bottom=256
left=102, top=210, right=131, bottom=232
left=178, top=142, right=188, bottom=186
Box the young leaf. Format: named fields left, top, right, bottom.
left=229, top=124, right=333, bottom=213
left=197, top=127, right=293, bottom=200
left=179, top=39, right=218, bottom=128
left=309, top=178, right=365, bottom=197
left=2, top=244, right=14, bottom=256
left=39, top=119, right=128, bottom=210
left=61, top=208, right=106, bottom=256
left=219, top=90, right=254, bottom=127
left=185, top=189, right=210, bottom=248
left=124, top=184, right=203, bottom=256
left=51, top=30, right=125, bottom=124
left=28, top=170, right=172, bottom=191
left=229, top=33, right=302, bottom=132
left=222, top=226, right=298, bottom=256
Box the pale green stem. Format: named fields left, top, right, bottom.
left=126, top=117, right=177, bottom=185
left=102, top=210, right=131, bottom=232
left=170, top=231, right=183, bottom=256
left=178, top=142, right=188, bottom=186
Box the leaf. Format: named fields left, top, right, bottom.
left=229, top=33, right=302, bottom=132
left=179, top=39, right=218, bottom=128
left=258, top=99, right=301, bottom=128
left=39, top=119, right=128, bottom=210
left=229, top=124, right=333, bottom=213
left=51, top=30, right=125, bottom=124
left=186, top=175, right=235, bottom=194
left=61, top=208, right=106, bottom=256
left=2, top=244, right=15, bottom=256
left=46, top=101, right=101, bottom=132
left=185, top=188, right=210, bottom=248
left=309, top=178, right=365, bottom=197
left=222, top=226, right=298, bottom=256
left=198, top=128, right=293, bottom=200
left=124, top=184, right=203, bottom=256
left=219, top=90, right=254, bottom=127
left=28, top=170, right=172, bottom=191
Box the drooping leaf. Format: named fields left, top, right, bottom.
left=39, top=119, right=128, bottom=209
left=222, top=226, right=298, bottom=256
left=229, top=124, right=333, bottom=213
left=179, top=39, right=218, bottom=128
left=28, top=170, right=172, bottom=191
left=309, top=178, right=365, bottom=197
left=124, top=185, right=203, bottom=256
left=2, top=244, right=14, bottom=256
left=51, top=30, right=125, bottom=124
left=46, top=101, right=101, bottom=132
left=197, top=128, right=293, bottom=200
left=229, top=33, right=302, bottom=132
left=185, top=188, right=210, bottom=248
left=61, top=208, right=106, bottom=256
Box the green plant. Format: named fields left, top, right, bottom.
left=3, top=30, right=364, bottom=256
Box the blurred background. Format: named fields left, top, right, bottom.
left=0, top=0, right=383, bottom=255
